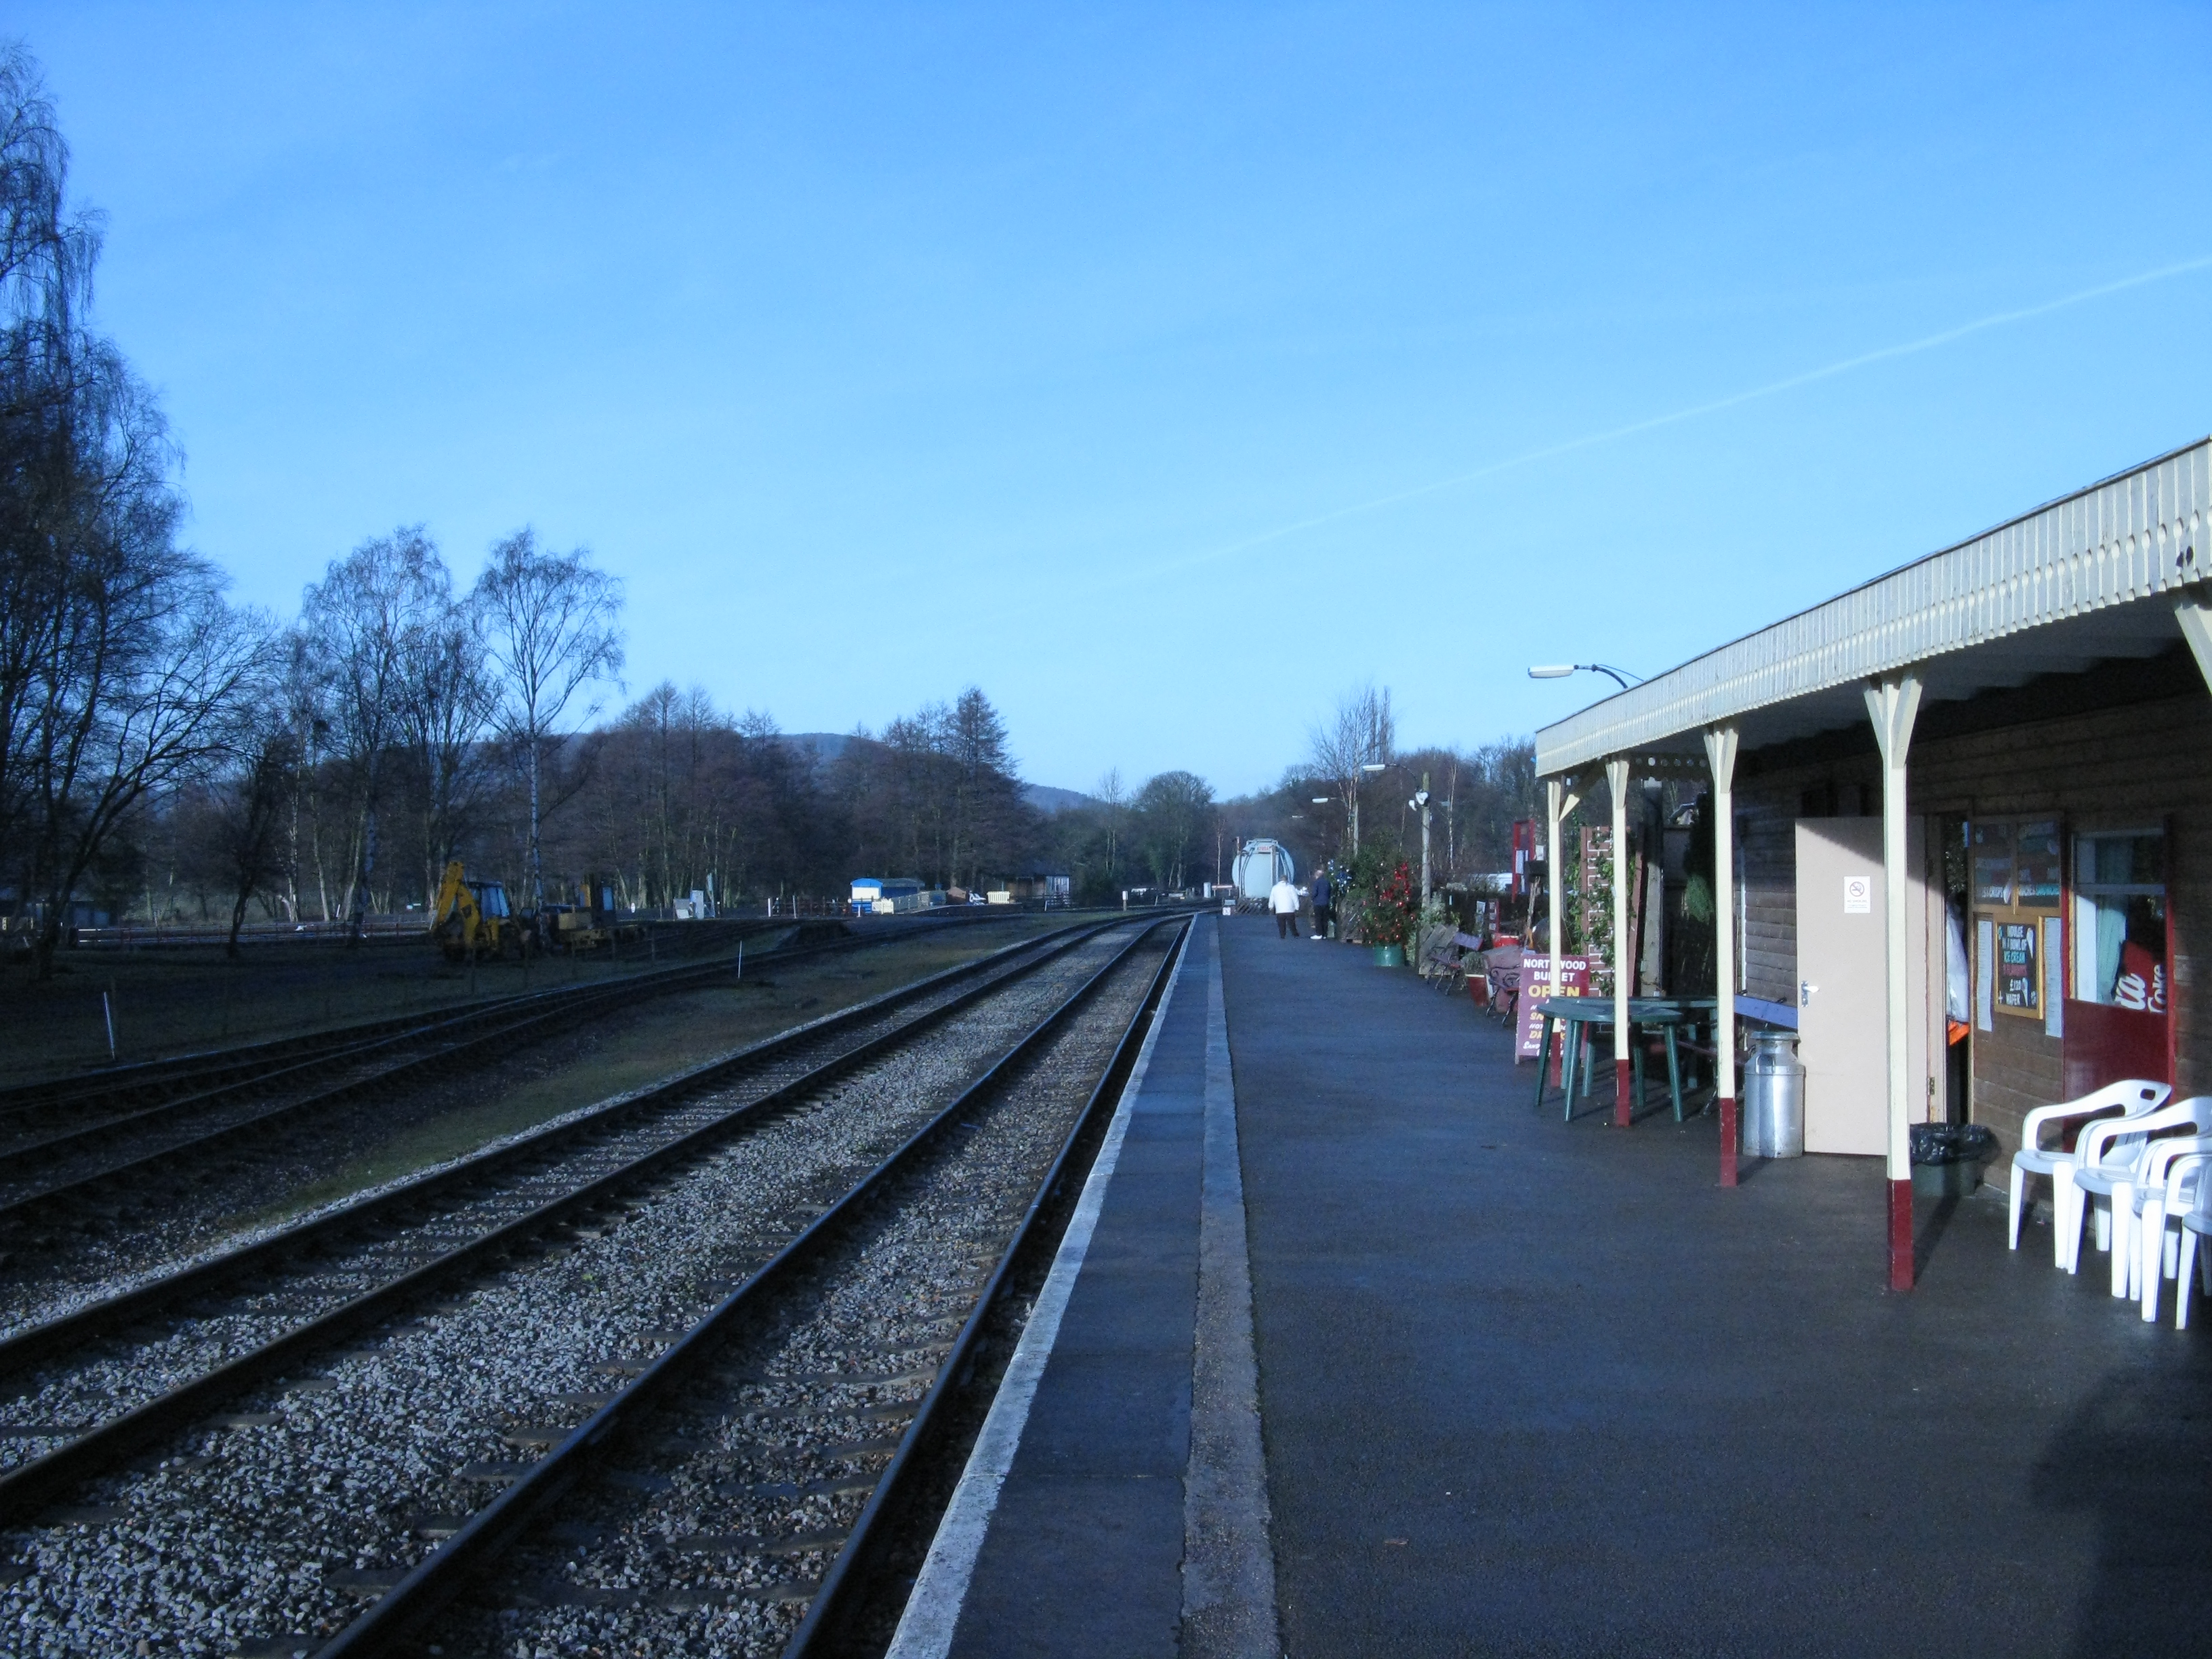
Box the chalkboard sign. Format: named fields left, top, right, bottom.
left=1996, top=920, right=2040, bottom=1017
left=1971, top=821, right=2015, bottom=907
left=2014, top=819, right=2062, bottom=908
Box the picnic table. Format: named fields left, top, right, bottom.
left=1530, top=996, right=1720, bottom=1122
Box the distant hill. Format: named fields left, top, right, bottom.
left=782, top=732, right=857, bottom=762
left=1021, top=783, right=1097, bottom=815
left=782, top=734, right=1093, bottom=815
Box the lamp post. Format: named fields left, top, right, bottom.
left=1353, top=760, right=1385, bottom=855
left=1528, top=663, right=1643, bottom=689
left=1414, top=779, right=1432, bottom=910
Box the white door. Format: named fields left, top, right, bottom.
left=1794, top=818, right=1933, bottom=1156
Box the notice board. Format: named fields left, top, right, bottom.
left=1973, top=815, right=2062, bottom=1021
left=1996, top=920, right=2039, bottom=1017
left=1515, top=953, right=1591, bottom=1060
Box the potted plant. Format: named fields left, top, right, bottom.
left=1362, top=859, right=1419, bottom=966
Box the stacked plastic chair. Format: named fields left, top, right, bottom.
left=2009, top=1080, right=2169, bottom=1262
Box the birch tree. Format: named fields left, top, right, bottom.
left=474, top=529, right=624, bottom=909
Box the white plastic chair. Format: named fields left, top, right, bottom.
left=2133, top=1143, right=2212, bottom=1324
left=2011, top=1080, right=2169, bottom=1261
left=2171, top=1157, right=2212, bottom=1330
left=2066, top=1097, right=2212, bottom=1294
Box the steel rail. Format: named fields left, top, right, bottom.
left=0, top=913, right=1044, bottom=1218
left=0, top=905, right=1021, bottom=1125
left=783, top=915, right=1188, bottom=1657
left=0, top=916, right=793, bottom=1122
left=0, top=917, right=1141, bottom=1525
left=0, top=918, right=1107, bottom=1381
left=306, top=912, right=1185, bottom=1659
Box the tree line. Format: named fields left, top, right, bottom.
left=1, top=47, right=1537, bottom=976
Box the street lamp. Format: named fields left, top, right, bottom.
left=1413, top=783, right=1433, bottom=909
left=1528, top=663, right=1643, bottom=689
left=1348, top=762, right=1387, bottom=855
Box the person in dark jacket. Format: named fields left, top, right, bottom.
left=1311, top=868, right=1334, bottom=940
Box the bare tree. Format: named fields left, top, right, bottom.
left=1306, top=682, right=1393, bottom=855
left=1135, top=769, right=1214, bottom=892
left=298, top=527, right=449, bottom=939
left=0, top=43, right=272, bottom=980
left=398, top=588, right=495, bottom=902
left=208, top=701, right=300, bottom=956
left=474, top=528, right=624, bottom=908
left=1096, top=766, right=1126, bottom=887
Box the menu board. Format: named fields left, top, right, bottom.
left=2013, top=819, right=2062, bottom=908
left=1996, top=920, right=2040, bottom=1017
left=1971, top=821, right=2015, bottom=907
left=1971, top=817, right=2062, bottom=914
left=1516, top=954, right=1591, bottom=1060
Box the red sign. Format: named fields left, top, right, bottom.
left=1511, top=819, right=1537, bottom=897
left=1516, top=953, right=1591, bottom=1060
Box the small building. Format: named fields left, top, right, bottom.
left=1534, top=438, right=2212, bottom=1289
left=849, top=876, right=926, bottom=916
left=981, top=865, right=1073, bottom=907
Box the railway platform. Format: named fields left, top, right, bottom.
left=897, top=913, right=2212, bottom=1658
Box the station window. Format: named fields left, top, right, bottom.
left=2072, top=831, right=2165, bottom=1013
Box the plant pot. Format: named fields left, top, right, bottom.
left=1372, top=944, right=1406, bottom=967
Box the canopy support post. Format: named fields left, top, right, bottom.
left=1545, top=771, right=1589, bottom=1089
left=1702, top=726, right=1739, bottom=1187
left=1607, top=756, right=1633, bottom=1126
left=1866, top=672, right=1924, bottom=1291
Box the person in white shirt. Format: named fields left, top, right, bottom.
left=1269, top=877, right=1301, bottom=939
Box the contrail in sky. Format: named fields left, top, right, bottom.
left=1109, top=253, right=2212, bottom=586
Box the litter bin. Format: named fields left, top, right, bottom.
left=1742, top=1030, right=1805, bottom=1158
left=1910, top=1122, right=1999, bottom=1198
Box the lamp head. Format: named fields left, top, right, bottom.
left=1527, top=665, right=1574, bottom=679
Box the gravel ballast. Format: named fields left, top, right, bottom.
left=0, top=923, right=1157, bottom=1658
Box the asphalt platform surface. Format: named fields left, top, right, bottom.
left=940, top=914, right=2212, bottom=1657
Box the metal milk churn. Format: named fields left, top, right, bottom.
left=1742, top=1029, right=1806, bottom=1158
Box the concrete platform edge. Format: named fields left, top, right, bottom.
left=884, top=920, right=1195, bottom=1659
left=1179, top=922, right=1281, bottom=1658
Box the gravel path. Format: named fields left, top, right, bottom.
left=0, top=923, right=1152, bottom=1658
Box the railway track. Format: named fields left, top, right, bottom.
left=0, top=914, right=787, bottom=1125
left=0, top=909, right=1038, bottom=1235
left=0, top=914, right=1180, bottom=1656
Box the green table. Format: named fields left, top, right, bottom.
left=1532, top=996, right=1715, bottom=1124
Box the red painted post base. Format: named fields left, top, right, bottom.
left=1889, top=1177, right=1914, bottom=1290
left=1614, top=1058, right=1632, bottom=1127
left=1718, top=1095, right=1738, bottom=1187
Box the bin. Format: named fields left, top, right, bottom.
left=1910, top=1122, right=1999, bottom=1198
left=1742, top=1030, right=1805, bottom=1158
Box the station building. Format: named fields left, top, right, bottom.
left=1534, top=438, right=2212, bottom=1287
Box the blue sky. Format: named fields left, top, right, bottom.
left=20, top=3, right=2212, bottom=794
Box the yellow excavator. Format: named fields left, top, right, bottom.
left=540, top=874, right=644, bottom=955
left=430, top=861, right=531, bottom=962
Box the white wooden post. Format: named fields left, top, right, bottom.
left=1865, top=672, right=1923, bottom=1291
left=1607, top=756, right=1633, bottom=1126
left=1702, top=726, right=1740, bottom=1186
left=1544, top=772, right=1588, bottom=1088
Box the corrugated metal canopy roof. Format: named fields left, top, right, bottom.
left=1536, top=438, right=2212, bottom=776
